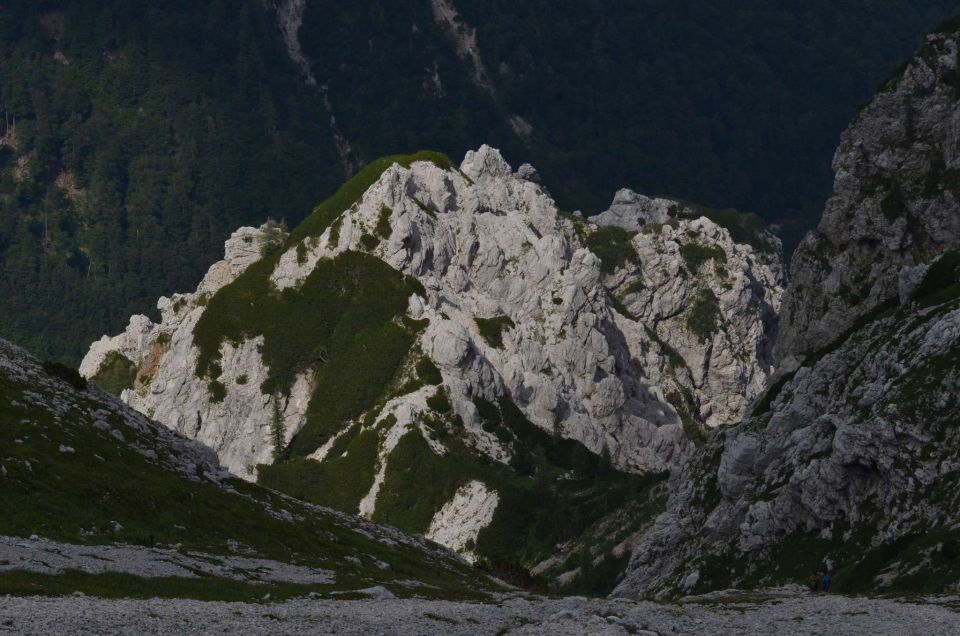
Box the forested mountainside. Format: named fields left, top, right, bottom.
left=0, top=1, right=341, bottom=362
left=0, top=0, right=955, bottom=363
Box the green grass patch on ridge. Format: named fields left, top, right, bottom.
left=475, top=316, right=515, bottom=349
left=288, top=151, right=454, bottom=246
left=585, top=226, right=639, bottom=274
left=90, top=351, right=137, bottom=396
left=258, top=428, right=381, bottom=511
left=680, top=242, right=727, bottom=273
left=685, top=288, right=721, bottom=342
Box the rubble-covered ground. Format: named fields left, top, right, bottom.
left=1, top=589, right=958, bottom=635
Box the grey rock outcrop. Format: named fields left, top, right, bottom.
left=600, top=206, right=782, bottom=428
left=777, top=25, right=960, bottom=366
left=592, top=189, right=675, bottom=229
left=81, top=145, right=783, bottom=561
left=615, top=23, right=960, bottom=599
left=615, top=297, right=960, bottom=597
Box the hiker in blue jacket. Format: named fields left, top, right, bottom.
left=822, top=572, right=831, bottom=592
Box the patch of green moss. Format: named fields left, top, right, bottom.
left=416, top=356, right=442, bottom=385
left=685, top=288, right=721, bottom=342
left=328, top=215, right=343, bottom=247
left=91, top=351, right=137, bottom=396
left=666, top=389, right=706, bottom=447
left=475, top=315, right=516, bottom=349
left=359, top=233, right=380, bottom=250
left=912, top=250, right=960, bottom=307
left=608, top=295, right=636, bottom=320
left=426, top=386, right=452, bottom=413
left=585, top=226, right=639, bottom=274
left=404, top=275, right=427, bottom=298
left=208, top=380, right=227, bottom=403
left=622, top=280, right=645, bottom=296
left=258, top=427, right=380, bottom=511
left=375, top=205, right=393, bottom=239
left=680, top=242, right=727, bottom=273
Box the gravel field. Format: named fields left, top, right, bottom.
left=1, top=591, right=959, bottom=635
left=0, top=536, right=334, bottom=585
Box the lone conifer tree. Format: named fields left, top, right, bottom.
left=270, top=392, right=285, bottom=462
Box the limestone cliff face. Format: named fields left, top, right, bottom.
left=777, top=24, right=960, bottom=366
left=81, top=146, right=782, bottom=563
left=595, top=191, right=782, bottom=429
left=615, top=23, right=960, bottom=599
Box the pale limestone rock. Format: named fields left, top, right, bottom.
left=426, top=480, right=499, bottom=562
left=80, top=223, right=309, bottom=481
left=79, top=314, right=158, bottom=378
left=598, top=200, right=783, bottom=428
left=83, top=146, right=784, bottom=562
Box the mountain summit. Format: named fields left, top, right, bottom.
left=81, top=146, right=782, bottom=585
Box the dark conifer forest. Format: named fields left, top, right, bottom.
left=0, top=0, right=954, bottom=362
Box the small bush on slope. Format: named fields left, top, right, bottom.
left=474, top=316, right=515, bottom=349
left=90, top=351, right=137, bottom=396
left=679, top=242, right=727, bottom=273
left=685, top=288, right=721, bottom=342
left=585, top=226, right=639, bottom=274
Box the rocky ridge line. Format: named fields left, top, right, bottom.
left=80, top=146, right=783, bottom=565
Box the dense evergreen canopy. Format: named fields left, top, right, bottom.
left=0, top=0, right=954, bottom=362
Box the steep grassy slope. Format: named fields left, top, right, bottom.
left=0, top=338, right=495, bottom=602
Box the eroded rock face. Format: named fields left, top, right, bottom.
left=616, top=297, right=960, bottom=598
left=599, top=198, right=783, bottom=428
left=81, top=146, right=783, bottom=558
left=616, top=25, right=960, bottom=599
left=777, top=26, right=960, bottom=367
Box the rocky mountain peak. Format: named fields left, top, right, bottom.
left=461, top=144, right=514, bottom=180
left=79, top=146, right=782, bottom=573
